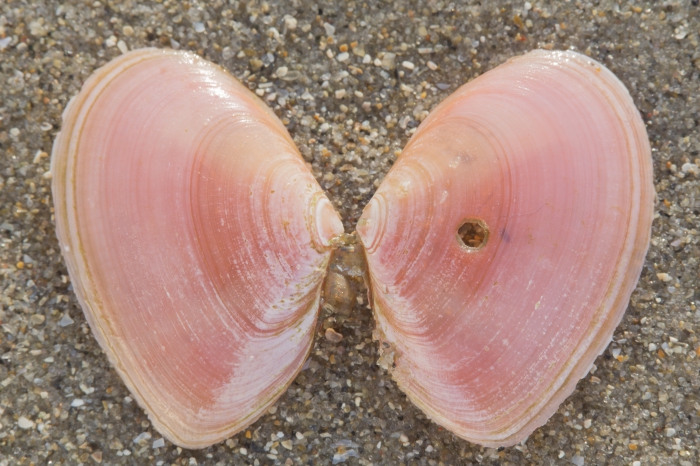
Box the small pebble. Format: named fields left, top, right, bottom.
left=284, top=15, right=297, bottom=30
left=381, top=53, right=396, bottom=70
left=58, top=313, right=75, bottom=327
left=80, top=384, right=95, bottom=394
left=325, top=328, right=343, bottom=343
left=17, top=417, right=34, bottom=429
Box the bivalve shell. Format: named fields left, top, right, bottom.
left=51, top=48, right=344, bottom=448
left=357, top=50, right=654, bottom=446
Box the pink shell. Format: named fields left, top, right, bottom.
left=51, top=48, right=343, bottom=448
left=357, top=50, right=654, bottom=446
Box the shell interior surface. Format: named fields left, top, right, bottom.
left=51, top=48, right=343, bottom=448
left=357, top=50, right=654, bottom=446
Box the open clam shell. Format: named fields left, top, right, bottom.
left=357, top=50, right=654, bottom=446
left=51, top=48, right=343, bottom=448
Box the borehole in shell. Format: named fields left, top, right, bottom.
left=457, top=218, right=489, bottom=251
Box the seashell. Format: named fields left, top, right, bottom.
left=357, top=50, right=653, bottom=446
left=51, top=48, right=344, bottom=448
left=52, top=47, right=653, bottom=450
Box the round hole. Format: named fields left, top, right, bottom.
left=457, top=218, right=489, bottom=251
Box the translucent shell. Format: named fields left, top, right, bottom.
left=357, top=50, right=653, bottom=446
left=51, top=49, right=343, bottom=448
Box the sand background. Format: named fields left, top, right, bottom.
left=1, top=0, right=699, bottom=465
